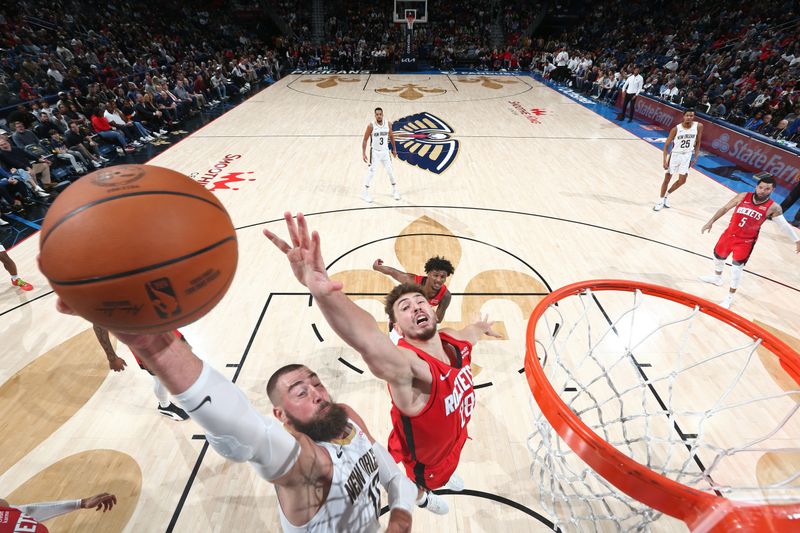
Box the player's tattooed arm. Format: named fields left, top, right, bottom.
left=93, top=325, right=127, bottom=371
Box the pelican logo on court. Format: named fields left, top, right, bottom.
left=457, top=76, right=518, bottom=90
left=392, top=112, right=459, bottom=174
left=712, top=134, right=731, bottom=153
left=376, top=83, right=446, bottom=101
left=300, top=75, right=360, bottom=88
left=206, top=172, right=257, bottom=192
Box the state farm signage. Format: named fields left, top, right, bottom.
left=620, top=95, right=800, bottom=187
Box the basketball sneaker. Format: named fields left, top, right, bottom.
left=663, top=196, right=671, bottom=208
left=653, top=198, right=665, bottom=211
left=720, top=295, right=734, bottom=309
left=158, top=403, right=189, bottom=421
left=361, top=189, right=372, bottom=203
left=444, top=473, right=464, bottom=492
left=417, top=491, right=449, bottom=515
left=11, top=278, right=33, bottom=291
left=393, top=188, right=401, bottom=201
left=699, top=275, right=723, bottom=286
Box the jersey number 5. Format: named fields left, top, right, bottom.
left=738, top=217, right=747, bottom=227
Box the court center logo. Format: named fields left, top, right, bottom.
left=376, top=83, right=446, bottom=100
left=190, top=154, right=257, bottom=192
left=392, top=112, right=459, bottom=174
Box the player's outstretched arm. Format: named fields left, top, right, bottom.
left=702, top=193, right=744, bottom=233
left=2, top=493, right=117, bottom=522
left=373, top=258, right=414, bottom=284
left=265, top=212, right=415, bottom=384
left=443, top=314, right=501, bottom=345
left=58, top=301, right=313, bottom=489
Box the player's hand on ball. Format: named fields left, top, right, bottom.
left=264, top=212, right=344, bottom=297
left=54, top=295, right=176, bottom=354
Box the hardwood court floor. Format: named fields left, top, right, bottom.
left=0, top=74, right=797, bottom=532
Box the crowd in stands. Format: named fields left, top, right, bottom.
left=275, top=0, right=539, bottom=72
left=537, top=0, right=800, bottom=144
left=3, top=0, right=798, bottom=221
left=0, top=0, right=283, bottom=220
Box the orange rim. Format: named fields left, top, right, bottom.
left=524, top=279, right=800, bottom=531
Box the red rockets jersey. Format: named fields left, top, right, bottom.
left=725, top=192, right=774, bottom=240
left=412, top=275, right=447, bottom=306
left=0, top=508, right=48, bottom=533
left=388, top=332, right=474, bottom=489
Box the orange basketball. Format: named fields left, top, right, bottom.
left=39, top=164, right=238, bottom=333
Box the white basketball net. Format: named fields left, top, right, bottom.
left=527, top=287, right=800, bottom=532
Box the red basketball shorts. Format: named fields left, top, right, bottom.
left=714, top=232, right=756, bottom=264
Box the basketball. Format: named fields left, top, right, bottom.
left=39, top=164, right=238, bottom=333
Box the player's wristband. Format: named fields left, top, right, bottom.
left=16, top=499, right=82, bottom=522
left=372, top=442, right=416, bottom=513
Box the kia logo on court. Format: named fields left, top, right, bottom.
left=712, top=134, right=730, bottom=153
left=190, top=154, right=257, bottom=192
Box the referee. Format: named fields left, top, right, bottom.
left=616, top=67, right=643, bottom=121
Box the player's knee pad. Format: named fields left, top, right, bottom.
left=730, top=263, right=744, bottom=288
left=713, top=257, right=725, bottom=272
left=175, top=362, right=300, bottom=480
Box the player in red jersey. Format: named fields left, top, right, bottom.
left=700, top=175, right=800, bottom=308
left=372, top=256, right=454, bottom=322
left=266, top=212, right=500, bottom=515
left=0, top=493, right=116, bottom=533
left=94, top=326, right=189, bottom=420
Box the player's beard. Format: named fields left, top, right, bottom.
left=287, top=402, right=349, bottom=442
left=406, top=322, right=437, bottom=341
left=754, top=191, right=770, bottom=203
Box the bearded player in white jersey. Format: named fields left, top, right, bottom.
left=361, top=107, right=400, bottom=203
left=654, top=108, right=704, bottom=211
left=54, top=313, right=416, bottom=532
